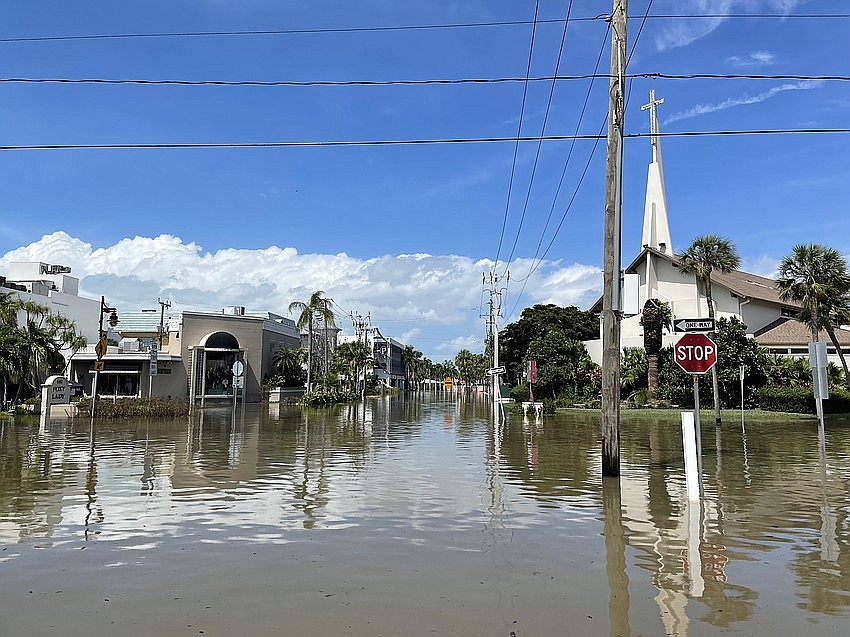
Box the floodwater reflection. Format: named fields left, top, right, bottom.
left=1, top=398, right=850, bottom=635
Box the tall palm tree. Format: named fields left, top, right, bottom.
left=335, top=340, right=372, bottom=392
left=777, top=244, right=850, bottom=390
left=289, top=291, right=335, bottom=393
left=401, top=345, right=423, bottom=391
left=272, top=346, right=307, bottom=387
left=678, top=234, right=741, bottom=424
left=640, top=298, right=672, bottom=402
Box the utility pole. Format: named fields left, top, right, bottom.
left=157, top=298, right=171, bottom=350
left=351, top=312, right=370, bottom=398
left=601, top=0, right=627, bottom=478
left=484, top=271, right=507, bottom=423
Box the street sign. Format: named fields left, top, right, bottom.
left=231, top=360, right=244, bottom=377
left=487, top=366, right=506, bottom=375
left=149, top=349, right=158, bottom=376
left=94, top=338, right=108, bottom=360
left=674, top=333, right=718, bottom=375
left=94, top=361, right=105, bottom=371
left=673, top=317, right=715, bottom=333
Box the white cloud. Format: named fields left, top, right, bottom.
left=1, top=232, right=604, bottom=360
left=654, top=0, right=804, bottom=51
left=740, top=255, right=781, bottom=278
left=663, top=80, right=822, bottom=124
left=727, top=50, right=777, bottom=67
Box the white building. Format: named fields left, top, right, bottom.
left=585, top=91, right=848, bottom=364
left=2, top=261, right=102, bottom=342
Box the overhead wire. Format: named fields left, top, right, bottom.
left=1, top=129, right=845, bottom=152
left=500, top=0, right=575, bottom=278
left=0, top=12, right=845, bottom=44
left=1, top=73, right=845, bottom=87
left=492, top=0, right=541, bottom=271
left=505, top=0, right=654, bottom=317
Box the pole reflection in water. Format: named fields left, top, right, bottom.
left=602, top=477, right=631, bottom=637
left=4, top=402, right=850, bottom=636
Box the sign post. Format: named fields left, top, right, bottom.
left=231, top=359, right=244, bottom=413
left=149, top=346, right=158, bottom=400
left=675, top=333, right=718, bottom=490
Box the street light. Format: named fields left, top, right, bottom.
left=91, top=296, right=118, bottom=421
left=99, top=296, right=118, bottom=341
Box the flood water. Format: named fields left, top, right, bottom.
left=2, top=395, right=849, bottom=636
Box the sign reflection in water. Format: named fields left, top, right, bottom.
left=0, top=399, right=849, bottom=636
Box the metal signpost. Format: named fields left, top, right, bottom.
left=231, top=360, right=244, bottom=414
left=149, top=346, right=158, bottom=400
left=674, top=330, right=718, bottom=487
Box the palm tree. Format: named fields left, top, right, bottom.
left=678, top=234, right=741, bottom=424
left=777, top=244, right=850, bottom=390
left=401, top=345, right=423, bottom=391
left=640, top=298, right=672, bottom=402
left=288, top=291, right=336, bottom=393
left=335, top=340, right=372, bottom=392
left=272, top=346, right=307, bottom=387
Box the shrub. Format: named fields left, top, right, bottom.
left=756, top=387, right=850, bottom=414
left=510, top=384, right=530, bottom=403
left=74, top=397, right=192, bottom=419
left=300, top=389, right=359, bottom=406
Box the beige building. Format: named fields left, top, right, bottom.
left=69, top=307, right=301, bottom=403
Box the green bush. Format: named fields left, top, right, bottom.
left=300, top=389, right=359, bottom=406
left=757, top=387, right=850, bottom=414
left=510, top=384, right=530, bottom=403
left=757, top=387, right=813, bottom=413
left=74, top=397, right=192, bottom=419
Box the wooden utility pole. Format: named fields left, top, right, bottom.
left=601, top=0, right=627, bottom=477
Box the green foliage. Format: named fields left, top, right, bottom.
left=499, top=304, right=598, bottom=386
left=271, top=346, right=307, bottom=387
left=300, top=389, right=359, bottom=406
left=526, top=331, right=600, bottom=402
left=454, top=349, right=487, bottom=388
left=621, top=347, right=648, bottom=397
left=74, top=397, right=191, bottom=419
left=713, top=317, right=771, bottom=408
left=510, top=383, right=530, bottom=402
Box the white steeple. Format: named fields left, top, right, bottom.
left=640, top=90, right=673, bottom=256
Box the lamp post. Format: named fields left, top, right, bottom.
left=91, top=296, right=118, bottom=420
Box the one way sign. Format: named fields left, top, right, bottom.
left=673, top=317, right=715, bottom=333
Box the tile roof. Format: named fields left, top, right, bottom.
left=631, top=247, right=800, bottom=307
left=754, top=317, right=850, bottom=346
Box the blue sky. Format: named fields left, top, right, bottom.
left=1, top=0, right=847, bottom=361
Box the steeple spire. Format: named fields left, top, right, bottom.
left=640, top=90, right=673, bottom=256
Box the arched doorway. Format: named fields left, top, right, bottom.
left=190, top=331, right=244, bottom=400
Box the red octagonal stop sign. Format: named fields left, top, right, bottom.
left=674, top=333, right=718, bottom=374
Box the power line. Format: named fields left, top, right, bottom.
left=0, top=18, right=607, bottom=44
left=501, top=0, right=575, bottom=274
left=1, top=129, right=845, bottom=153
left=4, top=73, right=844, bottom=88
left=1, top=13, right=845, bottom=44
left=493, top=0, right=541, bottom=270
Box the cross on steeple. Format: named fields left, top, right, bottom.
left=641, top=89, right=664, bottom=163
left=639, top=90, right=673, bottom=257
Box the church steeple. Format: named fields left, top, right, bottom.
left=640, top=90, right=673, bottom=256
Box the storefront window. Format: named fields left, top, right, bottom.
left=204, top=350, right=238, bottom=395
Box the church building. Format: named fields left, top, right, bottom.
left=585, top=91, right=848, bottom=364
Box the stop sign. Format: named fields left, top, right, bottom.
left=674, top=333, right=718, bottom=374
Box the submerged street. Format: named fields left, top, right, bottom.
left=2, top=396, right=849, bottom=636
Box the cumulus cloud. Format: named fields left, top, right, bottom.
left=654, top=0, right=803, bottom=51
left=1, top=232, right=603, bottom=360
left=664, top=80, right=822, bottom=124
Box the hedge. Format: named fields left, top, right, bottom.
left=757, top=387, right=850, bottom=415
